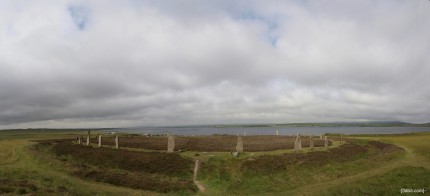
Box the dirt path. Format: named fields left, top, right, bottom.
left=288, top=145, right=427, bottom=196
left=194, top=181, right=206, bottom=192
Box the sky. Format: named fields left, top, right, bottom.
left=1, top=0, right=430, bottom=129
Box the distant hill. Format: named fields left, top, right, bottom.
left=207, top=121, right=430, bottom=128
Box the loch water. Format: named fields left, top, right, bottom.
left=124, top=126, right=430, bottom=136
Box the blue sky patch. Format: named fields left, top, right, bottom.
left=68, top=4, right=90, bottom=30
left=237, top=11, right=280, bottom=47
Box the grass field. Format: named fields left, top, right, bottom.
left=0, top=129, right=429, bottom=195
left=298, top=133, right=430, bottom=195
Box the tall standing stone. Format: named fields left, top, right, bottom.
left=340, top=135, right=343, bottom=143
left=276, top=130, right=279, bottom=136
left=115, top=135, right=119, bottom=149
left=77, top=136, right=81, bottom=144
left=320, top=134, right=323, bottom=139
left=236, top=136, right=243, bottom=153
left=98, top=134, right=102, bottom=147
left=294, top=133, right=302, bottom=150
left=86, top=130, right=90, bottom=146
left=193, top=159, right=201, bottom=181
left=309, top=135, right=314, bottom=149
left=167, top=135, right=175, bottom=153
left=243, top=132, right=246, bottom=136
left=324, top=136, right=328, bottom=148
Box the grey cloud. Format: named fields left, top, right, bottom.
left=0, top=0, right=429, bottom=129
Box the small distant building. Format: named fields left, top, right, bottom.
left=106, top=131, right=118, bottom=135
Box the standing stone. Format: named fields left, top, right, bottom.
left=236, top=136, right=244, bottom=153
left=115, top=135, right=119, bottom=149
left=193, top=159, right=201, bottom=181
left=98, top=134, right=102, bottom=147
left=167, top=135, right=175, bottom=153
left=309, top=135, right=314, bottom=149
left=340, top=135, right=343, bottom=143
left=77, top=136, right=81, bottom=144
left=324, top=136, right=328, bottom=148
left=86, top=130, right=90, bottom=146
left=320, top=134, right=323, bottom=139
left=276, top=130, right=279, bottom=136
left=243, top=132, right=246, bottom=136
left=294, top=133, right=302, bottom=150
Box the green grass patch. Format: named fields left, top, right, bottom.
left=322, top=166, right=430, bottom=195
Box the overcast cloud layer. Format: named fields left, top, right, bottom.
left=1, top=0, right=430, bottom=129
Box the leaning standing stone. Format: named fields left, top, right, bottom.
left=294, top=133, right=302, bottom=150
left=236, top=136, right=244, bottom=153
left=167, top=135, right=175, bottom=153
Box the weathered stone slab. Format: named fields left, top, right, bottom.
left=309, top=135, right=314, bottom=149
left=236, top=136, right=243, bottom=153
left=276, top=130, right=279, bottom=136
left=320, top=134, right=323, bottom=139
left=167, top=135, right=175, bottom=153
left=98, top=134, right=102, bottom=147
left=77, top=136, right=81, bottom=144
left=231, top=151, right=239, bottom=157
left=115, top=135, right=119, bottom=149
left=294, top=133, right=302, bottom=150
left=86, top=130, right=90, bottom=146
left=324, top=136, right=328, bottom=148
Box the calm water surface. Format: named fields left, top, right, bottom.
left=124, top=126, right=430, bottom=136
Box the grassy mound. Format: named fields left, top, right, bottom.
left=199, top=140, right=405, bottom=195
left=241, top=143, right=370, bottom=174
left=48, top=141, right=197, bottom=193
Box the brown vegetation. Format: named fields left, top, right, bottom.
left=91, top=135, right=330, bottom=152
left=48, top=141, right=196, bottom=193
left=0, top=179, right=37, bottom=195
left=241, top=142, right=401, bottom=174
left=75, top=169, right=196, bottom=193
left=53, top=141, right=193, bottom=176
left=367, top=141, right=404, bottom=153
